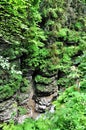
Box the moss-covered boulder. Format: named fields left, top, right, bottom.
left=35, top=80, right=58, bottom=96
left=35, top=75, right=56, bottom=85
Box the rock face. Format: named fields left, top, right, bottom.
left=0, top=71, right=58, bottom=122
left=0, top=38, right=58, bottom=123
left=34, top=75, right=58, bottom=95
left=35, top=81, right=58, bottom=96
left=0, top=69, right=33, bottom=122
left=33, top=73, right=58, bottom=113
left=35, top=91, right=58, bottom=113
left=0, top=88, right=33, bottom=122
left=0, top=98, right=17, bottom=122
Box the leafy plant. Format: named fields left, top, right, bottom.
left=0, top=56, right=22, bottom=100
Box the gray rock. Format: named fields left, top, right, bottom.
left=18, top=115, right=29, bottom=124
left=0, top=99, right=17, bottom=122
left=35, top=80, right=58, bottom=95
left=35, top=91, right=58, bottom=113
left=35, top=104, right=46, bottom=112
left=35, top=97, right=51, bottom=106
left=49, top=105, right=55, bottom=113
left=0, top=98, right=16, bottom=112
left=17, top=93, right=29, bottom=105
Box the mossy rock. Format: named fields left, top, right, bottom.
left=0, top=76, right=21, bottom=101
left=39, top=61, right=58, bottom=77
left=39, top=69, right=58, bottom=77
left=35, top=84, right=51, bottom=95
left=0, top=85, right=14, bottom=101
left=35, top=81, right=58, bottom=95
left=35, top=75, right=55, bottom=84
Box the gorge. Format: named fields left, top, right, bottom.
left=0, top=0, right=86, bottom=127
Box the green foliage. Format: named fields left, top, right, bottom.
left=35, top=75, right=53, bottom=84
left=0, top=56, right=22, bottom=100
left=0, top=0, right=44, bottom=60
left=0, top=0, right=86, bottom=129
left=0, top=0, right=28, bottom=58
left=1, top=118, right=35, bottom=130
left=52, top=87, right=86, bottom=130
left=35, top=117, right=51, bottom=130
left=58, top=28, right=68, bottom=39
left=18, top=106, right=27, bottom=115
left=2, top=87, right=86, bottom=130
left=0, top=0, right=44, bottom=100
left=36, top=88, right=86, bottom=130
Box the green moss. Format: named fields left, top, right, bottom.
left=35, top=75, right=54, bottom=84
